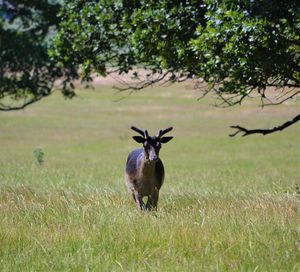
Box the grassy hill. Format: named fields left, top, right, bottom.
left=0, top=84, right=299, bottom=271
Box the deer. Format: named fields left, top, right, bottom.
left=125, top=126, right=173, bottom=210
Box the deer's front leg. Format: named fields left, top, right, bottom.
left=133, top=191, right=145, bottom=210
left=146, top=189, right=159, bottom=211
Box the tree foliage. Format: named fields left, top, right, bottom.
left=1, top=1, right=299, bottom=134
left=52, top=0, right=300, bottom=108
left=0, top=0, right=78, bottom=111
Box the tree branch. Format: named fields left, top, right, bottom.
left=0, top=95, right=47, bottom=111
left=229, top=113, right=300, bottom=137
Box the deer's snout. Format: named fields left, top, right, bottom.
left=147, top=145, right=159, bottom=161
left=149, top=153, right=158, bottom=161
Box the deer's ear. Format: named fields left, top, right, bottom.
left=132, top=136, right=145, bottom=143
left=160, top=136, right=173, bottom=143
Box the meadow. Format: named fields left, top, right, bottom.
left=0, top=83, right=299, bottom=271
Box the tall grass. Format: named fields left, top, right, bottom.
left=0, top=85, right=299, bottom=271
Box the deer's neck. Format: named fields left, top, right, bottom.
left=140, top=153, right=157, bottom=177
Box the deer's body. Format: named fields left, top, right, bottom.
left=125, top=127, right=173, bottom=210
left=126, top=148, right=164, bottom=209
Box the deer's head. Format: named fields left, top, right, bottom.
left=131, top=126, right=173, bottom=161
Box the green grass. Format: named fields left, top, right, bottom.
left=0, top=85, right=299, bottom=271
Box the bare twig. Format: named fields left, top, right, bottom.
left=112, top=89, right=135, bottom=102
left=229, top=113, right=300, bottom=137
left=264, top=90, right=300, bottom=106
left=113, top=70, right=174, bottom=92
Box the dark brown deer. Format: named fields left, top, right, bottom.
left=125, top=126, right=173, bottom=210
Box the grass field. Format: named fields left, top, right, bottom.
left=0, top=84, right=299, bottom=271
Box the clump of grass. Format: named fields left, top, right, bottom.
left=33, top=147, right=44, bottom=166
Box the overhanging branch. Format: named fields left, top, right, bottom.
left=0, top=96, right=44, bottom=111
left=229, top=113, right=300, bottom=137
left=0, top=88, right=53, bottom=111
